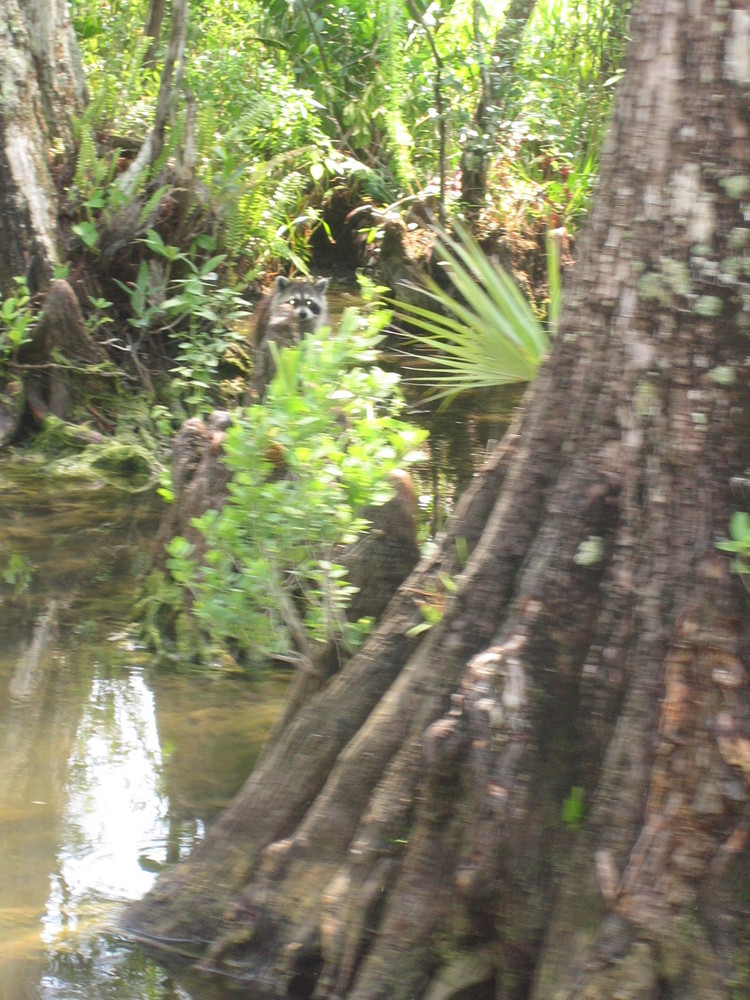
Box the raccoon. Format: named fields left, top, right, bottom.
left=247, top=276, right=330, bottom=400
left=252, top=276, right=330, bottom=345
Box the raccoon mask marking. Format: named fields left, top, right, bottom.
left=267, top=275, right=330, bottom=337
left=246, top=275, right=331, bottom=402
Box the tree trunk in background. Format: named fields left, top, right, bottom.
left=144, top=0, right=168, bottom=68
left=0, top=0, right=86, bottom=296
left=117, top=0, right=187, bottom=198
left=125, top=2, right=750, bottom=998
left=460, top=0, right=536, bottom=218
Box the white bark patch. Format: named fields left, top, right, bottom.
left=669, top=162, right=716, bottom=243
left=724, top=9, right=750, bottom=84
left=2, top=45, right=26, bottom=115
left=635, top=2, right=682, bottom=217
left=619, top=285, right=657, bottom=370
left=6, top=124, right=58, bottom=268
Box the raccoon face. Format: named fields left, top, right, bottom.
left=273, top=276, right=330, bottom=334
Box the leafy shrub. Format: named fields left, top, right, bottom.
left=0, top=277, right=35, bottom=362
left=112, top=230, right=250, bottom=412
left=166, top=305, right=427, bottom=670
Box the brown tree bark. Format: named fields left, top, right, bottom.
left=117, top=0, right=187, bottom=198
left=20, top=279, right=112, bottom=427
left=144, top=0, right=168, bottom=68
left=0, top=0, right=87, bottom=295
left=124, top=2, right=750, bottom=998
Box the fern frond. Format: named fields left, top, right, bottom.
left=381, top=0, right=417, bottom=192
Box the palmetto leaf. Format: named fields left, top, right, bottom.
left=392, top=222, right=554, bottom=401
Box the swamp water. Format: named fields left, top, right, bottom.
left=0, top=463, right=287, bottom=1000
left=0, top=298, right=521, bottom=1000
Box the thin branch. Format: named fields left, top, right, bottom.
left=118, top=0, right=188, bottom=196
left=403, top=0, right=446, bottom=223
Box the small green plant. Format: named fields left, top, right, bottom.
left=86, top=295, right=115, bottom=335
left=0, top=277, right=35, bottom=359
left=717, top=511, right=750, bottom=584
left=113, top=231, right=250, bottom=409
left=69, top=120, right=153, bottom=252
left=562, top=785, right=585, bottom=829
left=167, top=306, right=428, bottom=671
left=392, top=223, right=557, bottom=403
left=1, top=551, right=33, bottom=598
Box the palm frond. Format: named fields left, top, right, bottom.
left=391, top=222, right=555, bottom=402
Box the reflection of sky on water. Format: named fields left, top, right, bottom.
left=0, top=470, right=266, bottom=999
left=43, top=671, right=204, bottom=944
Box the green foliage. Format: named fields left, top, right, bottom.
left=0, top=277, right=35, bottom=363
left=193, top=69, right=347, bottom=269
left=70, top=3, right=159, bottom=136
left=85, top=295, right=115, bottom=336
left=381, top=0, right=417, bottom=192
left=717, top=512, right=750, bottom=582
left=69, top=0, right=632, bottom=271
left=113, top=231, right=250, bottom=411
left=394, top=223, right=556, bottom=401
left=69, top=100, right=177, bottom=262
left=166, top=307, right=428, bottom=670
left=0, top=277, right=37, bottom=404
left=63, top=0, right=629, bottom=428
left=491, top=0, right=631, bottom=227
left=1, top=551, right=33, bottom=598
left=562, top=785, right=585, bottom=829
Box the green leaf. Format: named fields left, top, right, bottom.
left=389, top=222, right=549, bottom=401
left=72, top=221, right=99, bottom=248
left=729, top=511, right=750, bottom=542
left=562, top=786, right=585, bottom=828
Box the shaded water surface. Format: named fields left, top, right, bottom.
left=0, top=463, right=286, bottom=1000
left=0, top=297, right=523, bottom=999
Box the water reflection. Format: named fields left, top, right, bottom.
left=44, top=670, right=200, bottom=940
left=0, top=466, right=285, bottom=1000
left=0, top=365, right=519, bottom=998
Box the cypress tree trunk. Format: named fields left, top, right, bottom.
left=0, top=0, right=86, bottom=296
left=125, top=2, right=750, bottom=997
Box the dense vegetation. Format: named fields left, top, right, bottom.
left=140, top=302, right=429, bottom=670
left=2, top=0, right=633, bottom=421
left=64, top=0, right=630, bottom=292
left=1, top=0, right=632, bottom=668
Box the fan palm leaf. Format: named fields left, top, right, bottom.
left=392, top=222, right=557, bottom=402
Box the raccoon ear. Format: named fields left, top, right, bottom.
left=275, top=276, right=291, bottom=292
left=314, top=277, right=330, bottom=293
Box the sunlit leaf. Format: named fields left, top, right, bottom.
left=390, top=222, right=558, bottom=402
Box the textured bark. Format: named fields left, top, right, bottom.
left=152, top=411, right=236, bottom=568
left=144, top=0, right=168, bottom=68
left=125, top=3, right=750, bottom=998
left=0, top=0, right=86, bottom=295
left=20, top=279, right=111, bottom=424
left=117, top=0, right=188, bottom=197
